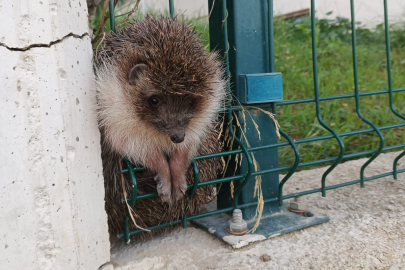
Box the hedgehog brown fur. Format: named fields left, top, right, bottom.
left=102, top=129, right=222, bottom=240
left=94, top=15, right=226, bottom=240
left=95, top=15, right=220, bottom=95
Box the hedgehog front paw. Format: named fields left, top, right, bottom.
left=172, top=175, right=188, bottom=202
left=154, top=174, right=172, bottom=204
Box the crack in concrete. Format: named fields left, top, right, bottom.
left=0, top=32, right=89, bottom=52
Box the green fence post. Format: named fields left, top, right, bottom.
left=193, top=0, right=329, bottom=243
left=267, top=0, right=301, bottom=206
left=209, top=0, right=280, bottom=219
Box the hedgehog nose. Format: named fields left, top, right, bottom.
left=170, top=134, right=185, bottom=143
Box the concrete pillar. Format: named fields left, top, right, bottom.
left=0, top=1, right=110, bottom=269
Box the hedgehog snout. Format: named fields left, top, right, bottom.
left=170, top=134, right=185, bottom=144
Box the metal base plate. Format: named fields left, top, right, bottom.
left=193, top=203, right=329, bottom=249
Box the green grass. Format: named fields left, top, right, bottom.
left=272, top=16, right=405, bottom=170
left=91, top=2, right=405, bottom=171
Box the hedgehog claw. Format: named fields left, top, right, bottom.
left=172, top=176, right=188, bottom=202
left=159, top=193, right=172, bottom=204
left=154, top=173, right=172, bottom=204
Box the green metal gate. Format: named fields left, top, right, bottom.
left=105, top=0, right=405, bottom=244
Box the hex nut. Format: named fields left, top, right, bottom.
left=227, top=209, right=248, bottom=235
left=290, top=201, right=308, bottom=211
left=229, top=219, right=247, bottom=232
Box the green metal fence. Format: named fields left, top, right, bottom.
left=106, top=0, right=405, bottom=243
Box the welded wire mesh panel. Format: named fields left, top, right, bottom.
left=103, top=0, right=405, bottom=242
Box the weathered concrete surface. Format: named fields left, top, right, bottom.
left=110, top=151, right=405, bottom=270
left=0, top=1, right=110, bottom=270
left=0, top=0, right=90, bottom=49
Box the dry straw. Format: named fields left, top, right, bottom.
left=118, top=160, right=150, bottom=232
left=227, top=105, right=281, bottom=233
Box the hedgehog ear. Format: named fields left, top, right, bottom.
left=128, top=64, right=148, bottom=85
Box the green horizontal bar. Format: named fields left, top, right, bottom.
left=285, top=123, right=405, bottom=146
left=123, top=143, right=405, bottom=202
left=134, top=191, right=158, bottom=200
left=192, top=122, right=405, bottom=162
left=121, top=149, right=242, bottom=175
left=211, top=86, right=405, bottom=114
left=182, top=196, right=279, bottom=222
left=121, top=123, right=405, bottom=177
left=196, top=174, right=245, bottom=187
left=250, top=122, right=405, bottom=150
left=119, top=167, right=405, bottom=238
left=283, top=168, right=405, bottom=200
left=124, top=174, right=246, bottom=202
left=121, top=167, right=145, bottom=174
left=193, top=149, right=242, bottom=161
left=186, top=207, right=234, bottom=221
left=119, top=87, right=405, bottom=116
left=253, top=144, right=405, bottom=176
left=118, top=197, right=279, bottom=238
left=277, top=87, right=405, bottom=106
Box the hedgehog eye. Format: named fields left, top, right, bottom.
left=149, top=97, right=159, bottom=106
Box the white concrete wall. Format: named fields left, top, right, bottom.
left=0, top=1, right=110, bottom=270
left=138, top=0, right=404, bottom=28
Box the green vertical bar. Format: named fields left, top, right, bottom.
left=124, top=160, right=138, bottom=209
left=350, top=0, right=384, bottom=187
left=220, top=0, right=253, bottom=209
left=277, top=132, right=300, bottom=206
left=182, top=161, right=200, bottom=228
left=383, top=0, right=405, bottom=179
left=124, top=216, right=130, bottom=243
left=169, top=0, right=174, bottom=18
left=267, top=0, right=300, bottom=206
left=393, top=152, right=405, bottom=179
left=109, top=0, right=116, bottom=33
left=267, top=0, right=275, bottom=73
left=310, top=0, right=345, bottom=196
left=222, top=0, right=230, bottom=87
left=122, top=160, right=138, bottom=244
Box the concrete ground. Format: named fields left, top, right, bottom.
left=108, top=151, right=405, bottom=270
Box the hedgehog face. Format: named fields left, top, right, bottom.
left=129, top=64, right=202, bottom=144
left=142, top=92, right=200, bottom=144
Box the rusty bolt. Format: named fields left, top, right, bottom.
left=226, top=209, right=248, bottom=235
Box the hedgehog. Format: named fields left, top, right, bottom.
left=101, top=130, right=223, bottom=240
left=94, top=15, right=226, bottom=238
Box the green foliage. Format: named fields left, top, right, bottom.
left=278, top=14, right=405, bottom=48
left=273, top=13, right=405, bottom=170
